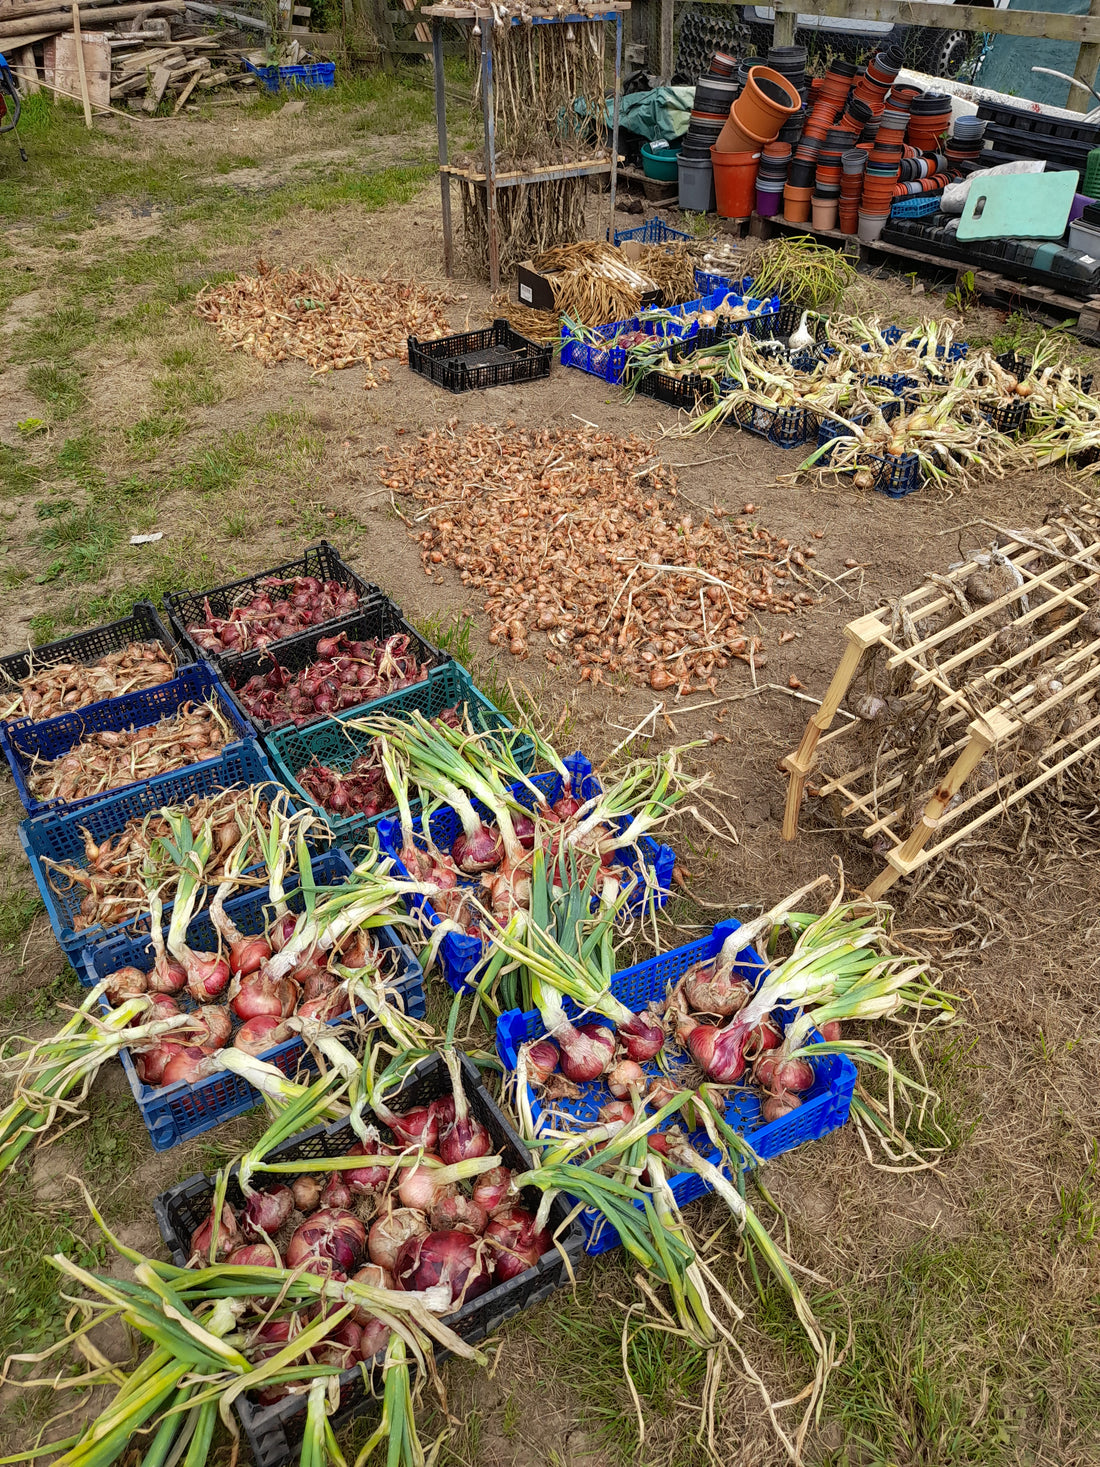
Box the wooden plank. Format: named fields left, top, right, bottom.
left=48, top=27, right=109, bottom=112
left=772, top=0, right=1100, bottom=45
left=14, top=42, right=40, bottom=89
left=71, top=2, right=93, bottom=124
left=172, top=66, right=201, bottom=110
left=0, top=0, right=184, bottom=36
left=288, top=26, right=339, bottom=42
left=142, top=59, right=172, bottom=109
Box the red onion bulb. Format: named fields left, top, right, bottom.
left=471, top=1165, right=514, bottom=1215
left=394, top=1230, right=494, bottom=1306
left=368, top=1205, right=429, bottom=1272
left=285, top=1208, right=366, bottom=1278
left=484, top=1207, right=550, bottom=1282
left=242, top=1185, right=294, bottom=1239
left=189, top=1202, right=238, bottom=1261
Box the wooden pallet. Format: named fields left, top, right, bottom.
left=781, top=503, right=1100, bottom=899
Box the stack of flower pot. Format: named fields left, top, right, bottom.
left=756, top=140, right=791, bottom=218
left=679, top=52, right=742, bottom=212
left=839, top=148, right=867, bottom=235
left=906, top=92, right=954, bottom=153
left=713, top=64, right=800, bottom=220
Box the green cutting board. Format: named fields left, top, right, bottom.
left=957, top=171, right=1078, bottom=243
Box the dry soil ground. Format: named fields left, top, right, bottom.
left=0, top=74, right=1099, bottom=1467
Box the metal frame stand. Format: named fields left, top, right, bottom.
left=428, top=3, right=628, bottom=292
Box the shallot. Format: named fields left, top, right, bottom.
left=184, top=576, right=361, bottom=656
left=231, top=632, right=431, bottom=730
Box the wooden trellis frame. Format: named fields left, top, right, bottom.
left=781, top=502, right=1100, bottom=900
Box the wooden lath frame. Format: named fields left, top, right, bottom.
left=781, top=502, right=1100, bottom=900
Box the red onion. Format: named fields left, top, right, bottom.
left=525, top=1039, right=560, bottom=1084
left=322, top=1175, right=352, bottom=1210
left=233, top=1014, right=292, bottom=1056
left=103, top=966, right=148, bottom=1003
left=394, top=1230, right=494, bottom=1306
left=184, top=1004, right=231, bottom=1054
left=285, top=1208, right=366, bottom=1278
left=598, top=1100, right=636, bottom=1125
left=342, top=1134, right=393, bottom=1195
left=189, top=1202, right=238, bottom=1261
left=226, top=1242, right=279, bottom=1267
left=429, top=1193, right=488, bottom=1235
left=762, top=1091, right=802, bottom=1122
left=359, top=1315, right=392, bottom=1360
left=684, top=966, right=752, bottom=1018
left=555, top=1021, right=614, bottom=1083
left=160, top=1045, right=208, bottom=1086
left=513, top=813, right=536, bottom=849
left=230, top=935, right=272, bottom=978
left=269, top=914, right=298, bottom=952
left=451, top=823, right=503, bottom=874
left=745, top=1016, right=782, bottom=1058
left=607, top=1059, right=645, bottom=1099
left=647, top=1077, right=680, bottom=1108
left=149, top=956, right=187, bottom=995
left=818, top=1019, right=842, bottom=1042
left=298, top=988, right=350, bottom=1024
left=135, top=1039, right=187, bottom=1086
left=617, top=1012, right=665, bottom=1063
left=145, top=993, right=181, bottom=1017
left=185, top=952, right=231, bottom=1003
left=385, top=1105, right=438, bottom=1152
left=397, top=1157, right=455, bottom=1213
left=299, top=969, right=339, bottom=1001
left=772, top=1057, right=815, bottom=1093
left=754, top=1052, right=778, bottom=1089
left=230, top=971, right=297, bottom=1022
left=438, top=1054, right=491, bottom=1166
left=553, top=791, right=581, bottom=820
left=368, top=1205, right=429, bottom=1271
left=315, top=1320, right=361, bottom=1369
left=430, top=1095, right=455, bottom=1130
left=484, top=1207, right=549, bottom=1282
left=472, top=1165, right=514, bottom=1215
left=242, top=1185, right=294, bottom=1239
left=291, top=1175, right=323, bottom=1212
left=676, top=1014, right=745, bottom=1084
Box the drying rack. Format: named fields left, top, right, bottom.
left=425, top=2, right=628, bottom=291
left=781, top=502, right=1100, bottom=899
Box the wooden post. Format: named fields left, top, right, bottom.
left=432, top=17, right=453, bottom=278
left=609, top=12, right=621, bottom=225
left=71, top=2, right=92, bottom=126
left=479, top=18, right=499, bottom=293
left=1072, top=0, right=1100, bottom=103
left=781, top=612, right=884, bottom=841
left=15, top=44, right=40, bottom=93
left=772, top=2, right=796, bottom=50
left=864, top=710, right=1011, bottom=900
left=658, top=0, right=673, bottom=80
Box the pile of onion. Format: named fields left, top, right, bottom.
left=231, top=632, right=431, bottom=729
left=185, top=576, right=361, bottom=655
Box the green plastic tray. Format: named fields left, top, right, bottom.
left=263, top=661, right=531, bottom=849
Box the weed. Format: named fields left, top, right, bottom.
left=126, top=414, right=187, bottom=456
left=223, top=510, right=253, bottom=539
left=25, top=363, right=86, bottom=419
left=35, top=506, right=122, bottom=582
left=0, top=883, right=44, bottom=959
left=0, top=447, right=42, bottom=498
left=416, top=610, right=473, bottom=667
left=1051, top=1139, right=1100, bottom=1248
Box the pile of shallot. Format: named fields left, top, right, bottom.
left=0, top=640, right=176, bottom=724
left=231, top=632, right=431, bottom=729
left=106, top=922, right=389, bottom=1089
left=524, top=942, right=830, bottom=1129
left=298, top=705, right=462, bottom=821
left=184, top=577, right=362, bottom=656
left=184, top=1059, right=548, bottom=1402
left=25, top=701, right=233, bottom=804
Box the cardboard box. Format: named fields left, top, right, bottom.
left=516, top=259, right=660, bottom=314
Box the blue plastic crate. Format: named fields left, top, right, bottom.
left=82, top=849, right=425, bottom=1151
left=889, top=195, right=944, bottom=219
left=559, top=322, right=631, bottom=383
left=694, top=269, right=753, bottom=296
left=0, top=663, right=255, bottom=818
left=243, top=58, right=335, bottom=92
left=496, top=918, right=857, bottom=1255
left=881, top=324, right=969, bottom=362
left=612, top=219, right=694, bottom=247
left=376, top=750, right=675, bottom=994
left=264, top=662, right=532, bottom=850
left=19, top=739, right=320, bottom=968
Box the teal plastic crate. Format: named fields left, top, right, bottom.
left=263, top=662, right=531, bottom=849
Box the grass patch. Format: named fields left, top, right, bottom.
left=25, top=363, right=86, bottom=420
left=0, top=446, right=42, bottom=498
left=0, top=885, right=44, bottom=959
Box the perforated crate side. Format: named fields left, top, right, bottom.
left=163, top=543, right=382, bottom=669
left=496, top=918, right=856, bottom=1254
left=83, top=850, right=425, bottom=1151
left=559, top=326, right=630, bottom=384
left=982, top=398, right=1031, bottom=436
left=635, top=370, right=717, bottom=409
left=723, top=394, right=816, bottom=448
left=0, top=602, right=189, bottom=713
left=407, top=319, right=552, bottom=393
left=377, top=750, right=674, bottom=993
left=612, top=218, right=694, bottom=246
left=0, top=663, right=255, bottom=818
left=19, top=739, right=319, bottom=966
left=814, top=422, right=924, bottom=497
left=151, top=1052, right=586, bottom=1466
left=263, top=662, right=528, bottom=847
left=216, top=602, right=449, bottom=737
left=693, top=269, right=752, bottom=296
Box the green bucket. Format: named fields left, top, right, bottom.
left=641, top=141, right=682, bottom=182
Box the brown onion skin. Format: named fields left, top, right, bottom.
left=292, top=1175, right=324, bottom=1213
left=104, top=966, right=148, bottom=1002
left=393, top=1230, right=495, bottom=1306
left=368, top=1206, right=429, bottom=1272
left=189, top=1202, right=238, bottom=1262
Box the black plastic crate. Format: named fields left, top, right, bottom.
left=217, top=601, right=449, bottom=736
left=0, top=602, right=186, bottom=723
left=995, top=349, right=1093, bottom=395
left=722, top=392, right=817, bottom=448
left=635, top=369, right=717, bottom=409
left=153, top=1052, right=585, bottom=1467
left=976, top=100, right=1100, bottom=148
left=163, top=543, right=382, bottom=669
left=408, top=319, right=552, bottom=393
left=982, top=397, right=1031, bottom=436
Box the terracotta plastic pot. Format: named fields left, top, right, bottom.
left=783, top=182, right=812, bottom=223
left=710, top=147, right=759, bottom=218
left=716, top=107, right=768, bottom=154
left=734, top=65, right=800, bottom=138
